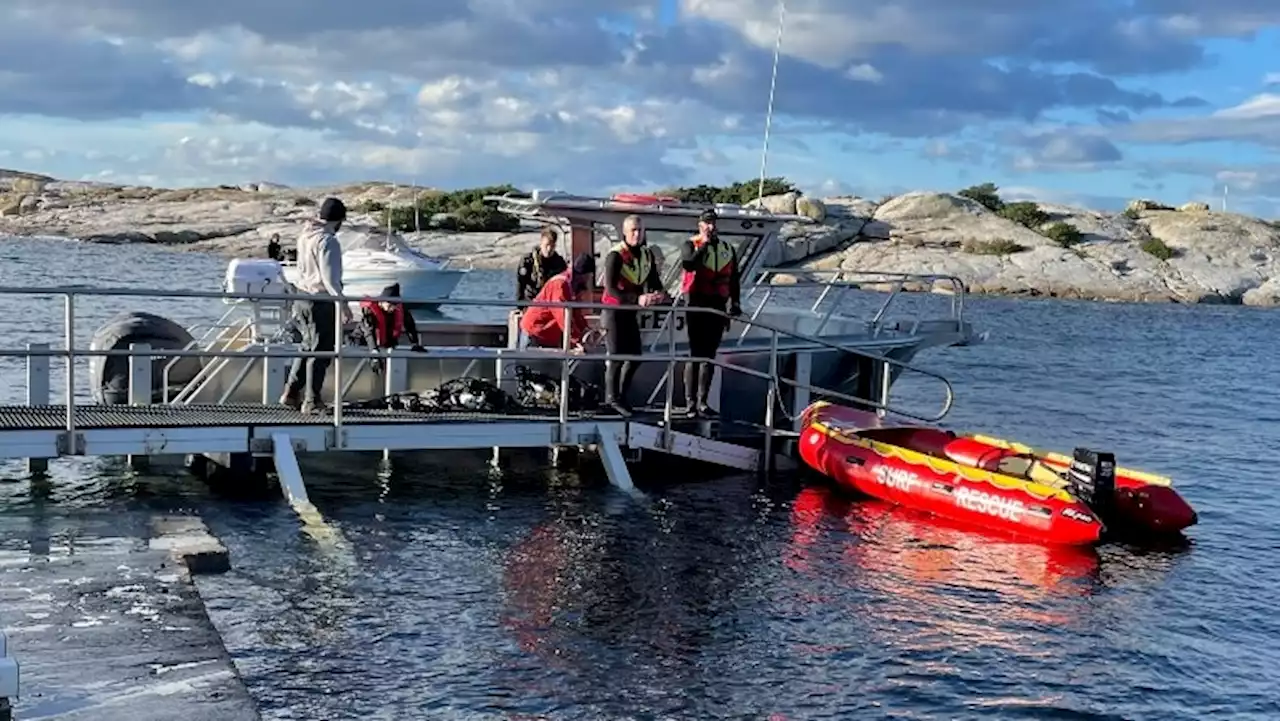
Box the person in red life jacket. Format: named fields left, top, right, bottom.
left=600, top=214, right=668, bottom=416
left=678, top=208, right=741, bottom=417
left=519, top=253, right=597, bottom=351
left=350, top=283, right=424, bottom=359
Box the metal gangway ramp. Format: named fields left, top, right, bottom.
left=0, top=401, right=759, bottom=493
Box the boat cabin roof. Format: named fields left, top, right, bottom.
left=483, top=189, right=817, bottom=234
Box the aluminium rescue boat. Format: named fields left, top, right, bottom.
left=797, top=401, right=1197, bottom=546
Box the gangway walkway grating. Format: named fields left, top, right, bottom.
left=0, top=403, right=616, bottom=431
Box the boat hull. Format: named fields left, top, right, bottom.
left=341, top=269, right=467, bottom=307
left=281, top=265, right=466, bottom=307
left=798, top=406, right=1104, bottom=546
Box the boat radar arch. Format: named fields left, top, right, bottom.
left=484, top=189, right=818, bottom=227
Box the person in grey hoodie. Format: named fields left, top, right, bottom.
left=280, top=197, right=351, bottom=413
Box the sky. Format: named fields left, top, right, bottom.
left=2, top=0, right=1280, bottom=215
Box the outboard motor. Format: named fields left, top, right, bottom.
left=1067, top=448, right=1116, bottom=518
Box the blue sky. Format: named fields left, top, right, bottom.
left=2, top=0, right=1280, bottom=215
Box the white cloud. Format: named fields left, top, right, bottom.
left=1215, top=93, right=1280, bottom=119
left=0, top=0, right=1277, bottom=198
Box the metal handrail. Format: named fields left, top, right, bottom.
left=19, top=286, right=954, bottom=426
left=634, top=291, right=955, bottom=419
left=748, top=267, right=967, bottom=324
left=8, top=341, right=942, bottom=424
left=0, top=285, right=954, bottom=456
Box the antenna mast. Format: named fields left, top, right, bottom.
left=756, top=0, right=787, bottom=203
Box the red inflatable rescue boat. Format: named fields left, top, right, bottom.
left=797, top=401, right=1197, bottom=546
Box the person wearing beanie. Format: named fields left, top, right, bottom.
left=678, top=207, right=741, bottom=418
left=516, top=227, right=568, bottom=301
left=280, top=196, right=351, bottom=414
left=349, top=282, right=423, bottom=352
left=519, top=252, right=597, bottom=351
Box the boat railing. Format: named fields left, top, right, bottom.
left=632, top=290, right=955, bottom=416
left=439, top=255, right=475, bottom=272
left=0, top=285, right=954, bottom=462
left=746, top=267, right=966, bottom=334
left=631, top=265, right=965, bottom=407
left=159, top=305, right=250, bottom=401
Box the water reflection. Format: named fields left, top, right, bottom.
left=786, top=487, right=1101, bottom=653
left=494, top=476, right=779, bottom=717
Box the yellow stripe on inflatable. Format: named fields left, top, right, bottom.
left=969, top=434, right=1173, bottom=487
left=808, top=420, right=1076, bottom=502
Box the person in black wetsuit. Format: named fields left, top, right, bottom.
left=516, top=228, right=568, bottom=301
left=266, top=233, right=282, bottom=260
left=600, top=214, right=666, bottom=416
left=678, top=208, right=741, bottom=417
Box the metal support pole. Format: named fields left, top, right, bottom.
left=661, top=302, right=678, bottom=448
left=791, top=350, right=812, bottom=431
left=331, top=299, right=343, bottom=443
left=383, top=348, right=407, bottom=463
left=262, top=348, right=286, bottom=404
left=762, top=329, right=779, bottom=476
left=26, top=342, right=49, bottom=474
left=127, top=343, right=152, bottom=405
left=557, top=306, right=572, bottom=444
left=63, top=294, right=76, bottom=453
left=385, top=350, right=408, bottom=395
left=0, top=628, right=17, bottom=720
left=127, top=343, right=151, bottom=471
left=878, top=358, right=892, bottom=419
left=492, top=350, right=504, bottom=469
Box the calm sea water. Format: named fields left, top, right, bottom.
left=0, top=235, right=1276, bottom=720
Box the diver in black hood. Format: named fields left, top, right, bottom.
left=349, top=283, right=423, bottom=351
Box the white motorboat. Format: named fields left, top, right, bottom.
left=280, top=228, right=469, bottom=307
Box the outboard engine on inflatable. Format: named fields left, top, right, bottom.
left=1067, top=448, right=1116, bottom=517
left=89, top=312, right=204, bottom=404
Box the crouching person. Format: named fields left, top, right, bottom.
left=349, top=283, right=425, bottom=374
left=519, top=253, right=597, bottom=352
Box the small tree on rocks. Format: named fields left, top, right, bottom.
left=958, top=183, right=1004, bottom=212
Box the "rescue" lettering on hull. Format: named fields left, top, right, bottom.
left=954, top=487, right=1027, bottom=522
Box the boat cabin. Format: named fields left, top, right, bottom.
left=484, top=189, right=817, bottom=300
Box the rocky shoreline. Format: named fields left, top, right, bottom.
left=2, top=172, right=1279, bottom=306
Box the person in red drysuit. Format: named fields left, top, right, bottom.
left=520, top=253, right=597, bottom=351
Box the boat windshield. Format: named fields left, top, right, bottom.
left=337, top=229, right=410, bottom=254
left=592, top=229, right=760, bottom=293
